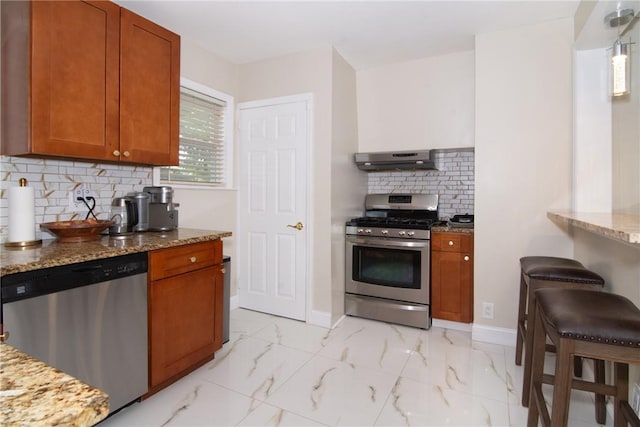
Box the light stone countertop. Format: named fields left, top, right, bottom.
left=431, top=224, right=474, bottom=235
left=0, top=228, right=232, bottom=277
left=547, top=211, right=640, bottom=245
left=0, top=344, right=109, bottom=426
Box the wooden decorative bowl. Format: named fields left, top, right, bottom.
left=40, top=220, right=114, bottom=243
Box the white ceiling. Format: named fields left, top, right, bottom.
left=116, top=0, right=584, bottom=70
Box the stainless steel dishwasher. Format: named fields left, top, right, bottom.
left=1, top=252, right=148, bottom=414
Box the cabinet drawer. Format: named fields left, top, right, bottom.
left=149, top=240, right=222, bottom=281
left=431, top=232, right=473, bottom=252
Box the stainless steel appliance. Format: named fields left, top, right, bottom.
left=345, top=193, right=439, bottom=329
left=143, top=186, right=179, bottom=231
left=1, top=252, right=148, bottom=414
left=354, top=150, right=437, bottom=171
left=109, top=196, right=139, bottom=236
left=127, top=191, right=150, bottom=232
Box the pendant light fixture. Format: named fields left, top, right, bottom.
left=604, top=8, right=636, bottom=97
left=611, top=38, right=630, bottom=96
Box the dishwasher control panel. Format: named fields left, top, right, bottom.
left=1, top=252, right=148, bottom=303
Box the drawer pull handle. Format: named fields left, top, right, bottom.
left=190, top=256, right=197, bottom=263
left=113, top=150, right=120, bottom=157
left=464, top=255, right=470, bottom=261
left=448, top=241, right=454, bottom=246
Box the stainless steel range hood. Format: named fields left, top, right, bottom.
left=354, top=150, right=437, bottom=171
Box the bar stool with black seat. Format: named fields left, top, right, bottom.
left=518, top=256, right=606, bottom=416
left=527, top=288, right=640, bottom=427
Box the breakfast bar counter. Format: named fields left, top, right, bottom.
left=547, top=211, right=640, bottom=245
left=0, top=228, right=232, bottom=276
left=0, top=344, right=109, bottom=426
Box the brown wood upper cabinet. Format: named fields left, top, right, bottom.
left=1, top=0, right=180, bottom=166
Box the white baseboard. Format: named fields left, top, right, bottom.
left=308, top=309, right=332, bottom=328
left=432, top=319, right=472, bottom=332
left=472, top=324, right=517, bottom=347
left=230, top=295, right=239, bottom=311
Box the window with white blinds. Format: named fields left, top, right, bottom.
left=160, top=84, right=230, bottom=186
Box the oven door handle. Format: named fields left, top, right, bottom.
left=346, top=236, right=429, bottom=249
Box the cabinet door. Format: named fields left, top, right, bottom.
left=431, top=249, right=473, bottom=323
left=120, top=9, right=180, bottom=166
left=149, top=265, right=223, bottom=388
left=30, top=1, right=120, bottom=160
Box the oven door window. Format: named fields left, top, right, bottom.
left=352, top=245, right=421, bottom=289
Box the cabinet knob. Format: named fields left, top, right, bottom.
left=0, top=331, right=9, bottom=342
left=113, top=150, right=120, bottom=156
left=123, top=151, right=130, bottom=157
left=190, top=256, right=197, bottom=263
left=448, top=240, right=454, bottom=246
left=464, top=255, right=470, bottom=261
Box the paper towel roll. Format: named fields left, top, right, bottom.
left=8, top=180, right=36, bottom=243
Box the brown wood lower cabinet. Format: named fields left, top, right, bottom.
left=431, top=232, right=474, bottom=323
left=147, top=240, right=223, bottom=396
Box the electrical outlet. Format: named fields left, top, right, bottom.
left=632, top=383, right=640, bottom=416
left=482, top=302, right=494, bottom=319
left=68, top=188, right=96, bottom=211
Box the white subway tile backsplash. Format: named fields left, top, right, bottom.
left=367, top=149, right=474, bottom=219
left=0, top=155, right=153, bottom=242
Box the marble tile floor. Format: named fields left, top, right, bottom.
left=100, top=308, right=612, bottom=426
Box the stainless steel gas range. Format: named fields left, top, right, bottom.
left=345, top=193, right=439, bottom=329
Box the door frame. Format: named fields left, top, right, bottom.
left=236, top=93, right=314, bottom=322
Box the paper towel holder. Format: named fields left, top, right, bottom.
left=4, top=178, right=42, bottom=249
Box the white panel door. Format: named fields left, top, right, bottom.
left=238, top=99, right=309, bottom=321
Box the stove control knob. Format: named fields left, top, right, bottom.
left=398, top=231, right=406, bottom=236
left=365, top=229, right=372, bottom=234
left=407, top=231, right=415, bottom=237
left=381, top=230, right=389, bottom=235
left=357, top=228, right=364, bottom=233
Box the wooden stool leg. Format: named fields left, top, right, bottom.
left=614, top=362, right=629, bottom=427
left=551, top=339, right=574, bottom=427
left=516, top=272, right=527, bottom=366
left=522, top=283, right=537, bottom=407
left=527, top=304, right=548, bottom=427
left=594, top=359, right=607, bottom=425
left=573, top=356, right=583, bottom=377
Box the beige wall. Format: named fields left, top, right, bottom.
left=612, top=21, right=640, bottom=215
left=474, top=19, right=575, bottom=335
left=173, top=38, right=240, bottom=294
left=237, top=47, right=336, bottom=319
left=357, top=51, right=475, bottom=151
left=330, top=48, right=367, bottom=325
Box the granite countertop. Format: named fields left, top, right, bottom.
left=1, top=228, right=232, bottom=277
left=0, top=344, right=109, bottom=426
left=431, top=224, right=475, bottom=235
left=547, top=211, right=640, bottom=245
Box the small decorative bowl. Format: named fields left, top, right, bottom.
left=40, top=220, right=114, bottom=243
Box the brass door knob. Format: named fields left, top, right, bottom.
left=464, top=255, right=470, bottom=261
left=287, top=221, right=304, bottom=231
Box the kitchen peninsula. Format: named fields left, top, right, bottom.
left=1, top=228, right=231, bottom=424
left=0, top=344, right=109, bottom=426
